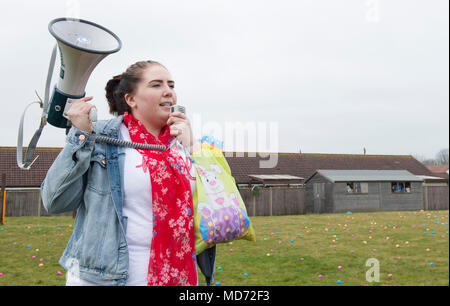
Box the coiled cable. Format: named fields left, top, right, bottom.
left=94, top=135, right=168, bottom=151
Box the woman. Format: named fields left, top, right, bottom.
left=41, top=60, right=216, bottom=286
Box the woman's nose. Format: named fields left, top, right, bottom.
left=163, top=86, right=174, bottom=97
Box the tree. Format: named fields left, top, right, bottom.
left=413, top=148, right=449, bottom=166
left=413, top=154, right=438, bottom=166
left=435, top=148, right=449, bottom=165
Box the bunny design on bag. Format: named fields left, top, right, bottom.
left=195, top=164, right=250, bottom=245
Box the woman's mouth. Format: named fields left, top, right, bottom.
left=159, top=102, right=172, bottom=110
left=159, top=102, right=172, bottom=107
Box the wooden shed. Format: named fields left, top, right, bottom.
left=239, top=174, right=305, bottom=216
left=304, top=170, right=425, bottom=214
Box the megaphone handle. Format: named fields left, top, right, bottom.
left=89, top=107, right=97, bottom=122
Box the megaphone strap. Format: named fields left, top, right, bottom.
left=43, top=44, right=58, bottom=114
left=16, top=44, right=57, bottom=170
left=16, top=101, right=44, bottom=169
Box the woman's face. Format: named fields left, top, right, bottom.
left=125, top=65, right=177, bottom=129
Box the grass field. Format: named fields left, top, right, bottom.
left=0, top=210, right=448, bottom=286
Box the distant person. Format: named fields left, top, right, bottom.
left=347, top=184, right=353, bottom=193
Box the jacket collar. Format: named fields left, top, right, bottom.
left=98, top=115, right=124, bottom=137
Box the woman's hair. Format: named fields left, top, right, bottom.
left=105, top=60, right=166, bottom=115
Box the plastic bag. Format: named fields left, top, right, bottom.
left=192, top=136, right=256, bottom=255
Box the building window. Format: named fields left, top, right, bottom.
left=391, top=182, right=411, bottom=193
left=346, top=182, right=368, bottom=194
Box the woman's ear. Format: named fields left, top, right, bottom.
left=124, top=93, right=136, bottom=109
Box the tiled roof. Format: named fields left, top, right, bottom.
left=224, top=152, right=436, bottom=184
left=1, top=147, right=437, bottom=187
left=426, top=165, right=449, bottom=179
left=0, top=146, right=61, bottom=187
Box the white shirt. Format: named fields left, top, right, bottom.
left=66, top=124, right=196, bottom=286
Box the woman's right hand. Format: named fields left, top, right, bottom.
left=66, top=96, right=96, bottom=134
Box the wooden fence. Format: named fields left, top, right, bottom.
left=239, top=186, right=305, bottom=216
left=4, top=189, right=73, bottom=217
left=2, top=184, right=447, bottom=218
left=424, top=184, right=449, bottom=211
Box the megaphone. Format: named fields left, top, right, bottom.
left=18, top=17, right=171, bottom=170
left=17, top=17, right=122, bottom=169
left=47, top=17, right=122, bottom=128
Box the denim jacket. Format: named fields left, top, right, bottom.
left=41, top=115, right=215, bottom=286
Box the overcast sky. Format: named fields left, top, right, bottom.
left=1, top=0, right=448, bottom=159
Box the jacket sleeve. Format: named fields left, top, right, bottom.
left=40, top=127, right=96, bottom=214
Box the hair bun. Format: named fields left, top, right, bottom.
left=105, top=74, right=123, bottom=110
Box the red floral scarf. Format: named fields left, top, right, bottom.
left=123, top=112, right=197, bottom=286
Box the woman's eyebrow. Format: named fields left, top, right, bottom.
left=149, top=79, right=175, bottom=84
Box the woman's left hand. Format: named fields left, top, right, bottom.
left=167, top=111, right=194, bottom=151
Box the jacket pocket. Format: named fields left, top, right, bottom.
left=86, top=154, right=110, bottom=195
